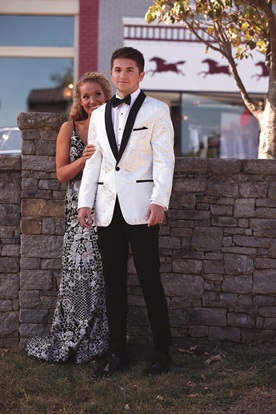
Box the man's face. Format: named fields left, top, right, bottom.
left=111, top=58, right=145, bottom=97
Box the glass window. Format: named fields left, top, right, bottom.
left=0, top=57, right=73, bottom=127
left=145, top=90, right=262, bottom=159
left=0, top=15, right=74, bottom=47
left=181, top=93, right=261, bottom=159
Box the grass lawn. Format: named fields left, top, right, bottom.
left=1, top=340, right=276, bottom=414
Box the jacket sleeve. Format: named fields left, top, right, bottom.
left=77, top=114, right=102, bottom=210
left=150, top=103, right=175, bottom=210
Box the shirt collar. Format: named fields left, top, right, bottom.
left=115, top=89, right=141, bottom=107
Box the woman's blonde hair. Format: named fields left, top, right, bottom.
left=68, top=72, right=112, bottom=121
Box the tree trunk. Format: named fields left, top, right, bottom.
left=258, top=100, right=276, bottom=159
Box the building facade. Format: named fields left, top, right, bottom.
left=0, top=0, right=268, bottom=158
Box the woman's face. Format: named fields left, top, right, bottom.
left=79, top=81, right=107, bottom=116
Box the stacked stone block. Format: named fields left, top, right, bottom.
left=1, top=112, right=276, bottom=349
left=18, top=112, right=66, bottom=349
left=0, top=157, right=21, bottom=348
left=128, top=158, right=276, bottom=344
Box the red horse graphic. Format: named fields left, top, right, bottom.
left=148, top=57, right=186, bottom=76
left=198, top=59, right=231, bottom=77
left=251, top=61, right=269, bottom=80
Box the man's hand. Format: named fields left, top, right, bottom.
left=78, top=207, right=93, bottom=228
left=146, top=204, right=165, bottom=227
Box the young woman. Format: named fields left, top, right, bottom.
left=26, top=72, right=112, bottom=363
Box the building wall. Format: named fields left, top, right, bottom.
left=97, top=0, right=149, bottom=86
left=1, top=112, right=276, bottom=349
left=79, top=0, right=99, bottom=75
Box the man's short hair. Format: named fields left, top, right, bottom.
left=111, top=47, right=145, bottom=73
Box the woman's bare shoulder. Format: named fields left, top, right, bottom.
left=59, top=120, right=74, bottom=132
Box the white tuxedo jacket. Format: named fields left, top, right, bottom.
left=78, top=92, right=175, bottom=226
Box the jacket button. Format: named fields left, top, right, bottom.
left=116, top=166, right=120, bottom=171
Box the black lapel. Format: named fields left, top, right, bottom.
left=117, top=91, right=146, bottom=164
left=105, top=98, right=118, bottom=159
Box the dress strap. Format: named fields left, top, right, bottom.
left=72, top=120, right=76, bottom=133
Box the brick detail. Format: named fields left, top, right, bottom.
left=79, top=0, right=99, bottom=76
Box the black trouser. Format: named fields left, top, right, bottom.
left=97, top=199, right=171, bottom=355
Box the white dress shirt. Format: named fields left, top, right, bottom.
left=112, top=89, right=141, bottom=149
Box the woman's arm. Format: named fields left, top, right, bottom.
left=56, top=121, right=95, bottom=183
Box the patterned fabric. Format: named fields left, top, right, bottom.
left=78, top=95, right=175, bottom=227
left=25, top=128, right=109, bottom=363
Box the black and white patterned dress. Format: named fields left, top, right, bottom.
left=25, top=127, right=109, bottom=363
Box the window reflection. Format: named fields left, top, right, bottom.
left=181, top=93, right=260, bottom=159
left=0, top=58, right=73, bottom=127
left=146, top=91, right=261, bottom=159
left=0, top=15, right=74, bottom=47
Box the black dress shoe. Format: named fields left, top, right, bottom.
left=145, top=351, right=171, bottom=376
left=92, top=353, right=129, bottom=379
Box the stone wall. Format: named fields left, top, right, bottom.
left=0, top=156, right=21, bottom=348
left=18, top=112, right=67, bottom=350
left=1, top=112, right=276, bottom=350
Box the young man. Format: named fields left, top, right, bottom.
left=78, top=46, right=175, bottom=378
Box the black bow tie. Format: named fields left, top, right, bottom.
left=112, top=94, right=131, bottom=108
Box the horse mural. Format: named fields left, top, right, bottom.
left=198, top=59, right=231, bottom=77
left=147, top=57, right=186, bottom=76
left=251, top=61, right=269, bottom=80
